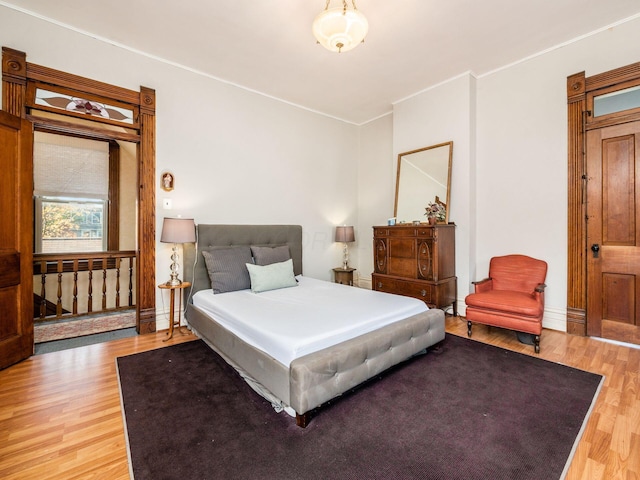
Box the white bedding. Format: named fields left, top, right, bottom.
left=191, top=275, right=428, bottom=367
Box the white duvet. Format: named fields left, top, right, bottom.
left=191, top=275, right=428, bottom=367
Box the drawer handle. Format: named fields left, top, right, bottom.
left=421, top=290, right=426, bottom=297
left=378, top=282, right=382, bottom=288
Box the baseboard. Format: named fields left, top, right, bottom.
left=358, top=276, right=372, bottom=290
left=541, top=306, right=567, bottom=332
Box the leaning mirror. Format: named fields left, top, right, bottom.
left=394, top=141, right=453, bottom=224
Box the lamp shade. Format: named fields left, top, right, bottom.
left=160, top=217, right=196, bottom=244
left=335, top=225, right=355, bottom=243
left=312, top=3, right=368, bottom=53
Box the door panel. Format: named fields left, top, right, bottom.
left=586, top=121, right=640, bottom=344
left=0, top=110, right=34, bottom=369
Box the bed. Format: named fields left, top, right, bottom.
left=183, top=224, right=446, bottom=427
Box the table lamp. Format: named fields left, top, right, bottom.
left=160, top=217, right=196, bottom=286
left=335, top=225, right=355, bottom=269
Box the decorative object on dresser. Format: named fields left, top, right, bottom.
left=335, top=225, right=355, bottom=269
left=425, top=200, right=446, bottom=225
left=372, top=224, right=457, bottom=315
left=160, top=217, right=196, bottom=286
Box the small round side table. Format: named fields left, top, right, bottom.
left=158, top=281, right=191, bottom=341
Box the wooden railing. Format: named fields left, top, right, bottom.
left=33, top=251, right=136, bottom=321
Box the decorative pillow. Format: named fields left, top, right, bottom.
left=250, top=245, right=291, bottom=266
left=202, top=246, right=252, bottom=294
left=245, top=258, right=297, bottom=293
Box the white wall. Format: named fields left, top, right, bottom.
left=0, top=6, right=357, bottom=330
left=356, top=113, right=394, bottom=287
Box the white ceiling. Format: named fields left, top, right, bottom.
left=3, top=0, right=640, bottom=124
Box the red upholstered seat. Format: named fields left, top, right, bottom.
left=464, top=254, right=547, bottom=353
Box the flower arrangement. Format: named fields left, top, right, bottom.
left=424, top=202, right=446, bottom=222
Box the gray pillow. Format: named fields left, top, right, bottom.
left=251, top=245, right=291, bottom=266
left=202, top=246, right=252, bottom=293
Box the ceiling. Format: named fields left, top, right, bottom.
left=3, top=0, right=640, bottom=124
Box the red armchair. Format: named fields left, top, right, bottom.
left=465, top=255, right=547, bottom=353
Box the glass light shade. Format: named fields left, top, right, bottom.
left=312, top=6, right=368, bottom=53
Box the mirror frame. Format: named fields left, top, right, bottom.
left=394, top=141, right=453, bottom=224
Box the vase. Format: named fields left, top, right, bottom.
left=428, top=217, right=437, bottom=225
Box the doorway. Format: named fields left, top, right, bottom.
left=32, top=131, right=139, bottom=344
left=0, top=47, right=157, bottom=370
left=567, top=62, right=640, bottom=346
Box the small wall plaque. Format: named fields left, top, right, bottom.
left=161, top=171, right=174, bottom=192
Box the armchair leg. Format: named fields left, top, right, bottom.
left=467, top=321, right=472, bottom=337
left=534, top=335, right=540, bottom=354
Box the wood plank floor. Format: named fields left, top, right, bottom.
left=0, top=319, right=639, bottom=479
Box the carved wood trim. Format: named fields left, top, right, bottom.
left=2, top=47, right=26, bottom=117
left=29, top=115, right=140, bottom=143
left=567, top=72, right=585, bottom=104
left=567, top=73, right=587, bottom=335
left=2, top=47, right=156, bottom=334
left=26, top=63, right=140, bottom=105
left=137, top=90, right=156, bottom=334
left=585, top=61, right=640, bottom=92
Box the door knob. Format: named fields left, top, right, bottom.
left=591, top=244, right=600, bottom=258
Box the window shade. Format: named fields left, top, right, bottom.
left=33, top=132, right=109, bottom=199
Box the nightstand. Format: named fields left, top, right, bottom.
left=158, top=281, right=191, bottom=341
left=333, top=267, right=356, bottom=286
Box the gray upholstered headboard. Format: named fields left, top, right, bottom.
left=183, top=224, right=303, bottom=302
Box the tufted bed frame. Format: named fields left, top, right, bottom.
left=183, top=224, right=446, bottom=427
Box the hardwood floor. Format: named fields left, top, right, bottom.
left=0, top=319, right=639, bottom=479
left=0, top=330, right=195, bottom=480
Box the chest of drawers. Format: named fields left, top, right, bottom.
left=372, top=224, right=457, bottom=315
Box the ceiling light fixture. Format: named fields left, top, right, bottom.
left=312, top=0, right=368, bottom=53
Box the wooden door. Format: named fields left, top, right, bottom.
left=0, top=110, right=34, bottom=369
left=586, top=120, right=640, bottom=344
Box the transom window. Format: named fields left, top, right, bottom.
left=593, top=84, right=640, bottom=117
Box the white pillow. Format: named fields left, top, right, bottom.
left=245, top=258, right=298, bottom=293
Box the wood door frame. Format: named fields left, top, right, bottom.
left=567, top=61, right=640, bottom=335
left=2, top=47, right=157, bottom=334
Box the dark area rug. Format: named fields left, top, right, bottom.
left=116, top=335, right=603, bottom=480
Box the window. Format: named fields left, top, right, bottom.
left=593, top=84, right=640, bottom=117
left=35, top=196, right=107, bottom=253
left=33, top=132, right=117, bottom=254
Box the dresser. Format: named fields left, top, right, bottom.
left=372, top=224, right=457, bottom=315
